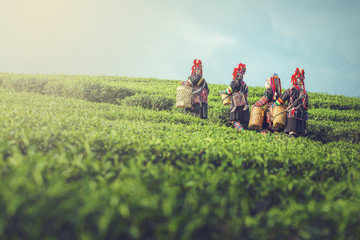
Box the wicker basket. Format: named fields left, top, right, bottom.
left=176, top=86, right=192, bottom=109
left=272, top=106, right=286, bottom=128
left=249, top=106, right=265, bottom=130
left=220, top=93, right=231, bottom=105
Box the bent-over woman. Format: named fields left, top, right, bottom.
left=253, top=73, right=282, bottom=133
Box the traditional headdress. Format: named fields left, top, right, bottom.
left=232, top=63, right=246, bottom=79
left=291, top=68, right=305, bottom=92
left=191, top=58, right=203, bottom=76
left=266, top=73, right=282, bottom=100
left=291, top=68, right=306, bottom=108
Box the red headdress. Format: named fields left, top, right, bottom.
left=270, top=73, right=282, bottom=99
left=291, top=68, right=305, bottom=92
left=191, top=58, right=203, bottom=76
left=232, top=63, right=246, bottom=79
left=291, top=68, right=306, bottom=109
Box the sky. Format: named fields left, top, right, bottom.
left=0, top=0, right=359, bottom=97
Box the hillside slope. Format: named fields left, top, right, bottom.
left=0, top=73, right=359, bottom=239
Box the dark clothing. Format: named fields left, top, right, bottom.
left=185, top=102, right=208, bottom=119
left=264, top=88, right=274, bottom=102
left=228, top=79, right=249, bottom=125
left=230, top=107, right=250, bottom=124
left=284, top=118, right=306, bottom=134
left=185, top=74, right=209, bottom=119
left=260, top=88, right=281, bottom=131
left=230, top=79, right=248, bottom=96
left=278, top=87, right=309, bottom=134
left=188, top=74, right=209, bottom=94
left=279, top=87, right=308, bottom=121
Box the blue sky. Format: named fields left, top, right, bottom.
left=0, top=0, right=359, bottom=97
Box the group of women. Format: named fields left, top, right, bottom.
left=180, top=59, right=309, bottom=137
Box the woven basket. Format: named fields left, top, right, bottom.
left=176, top=86, right=192, bottom=109
left=220, top=93, right=231, bottom=105
left=249, top=106, right=265, bottom=130
left=272, top=106, right=286, bottom=128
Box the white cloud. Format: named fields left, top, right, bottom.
left=0, top=0, right=359, bottom=96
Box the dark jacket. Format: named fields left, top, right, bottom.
left=278, top=87, right=309, bottom=121
left=188, top=74, right=209, bottom=94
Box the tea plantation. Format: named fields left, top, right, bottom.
left=0, top=73, right=359, bottom=239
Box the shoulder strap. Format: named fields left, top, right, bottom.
left=197, top=77, right=204, bottom=86
left=192, top=80, right=206, bottom=95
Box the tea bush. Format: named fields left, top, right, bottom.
left=0, top=74, right=359, bottom=239
left=123, top=94, right=175, bottom=111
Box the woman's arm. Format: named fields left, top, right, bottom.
left=254, top=89, right=272, bottom=107
left=221, top=86, right=233, bottom=94
left=274, top=89, right=290, bottom=106
left=220, top=80, right=237, bottom=94
left=187, top=74, right=202, bottom=86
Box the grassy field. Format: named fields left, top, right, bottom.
left=0, top=73, right=359, bottom=239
